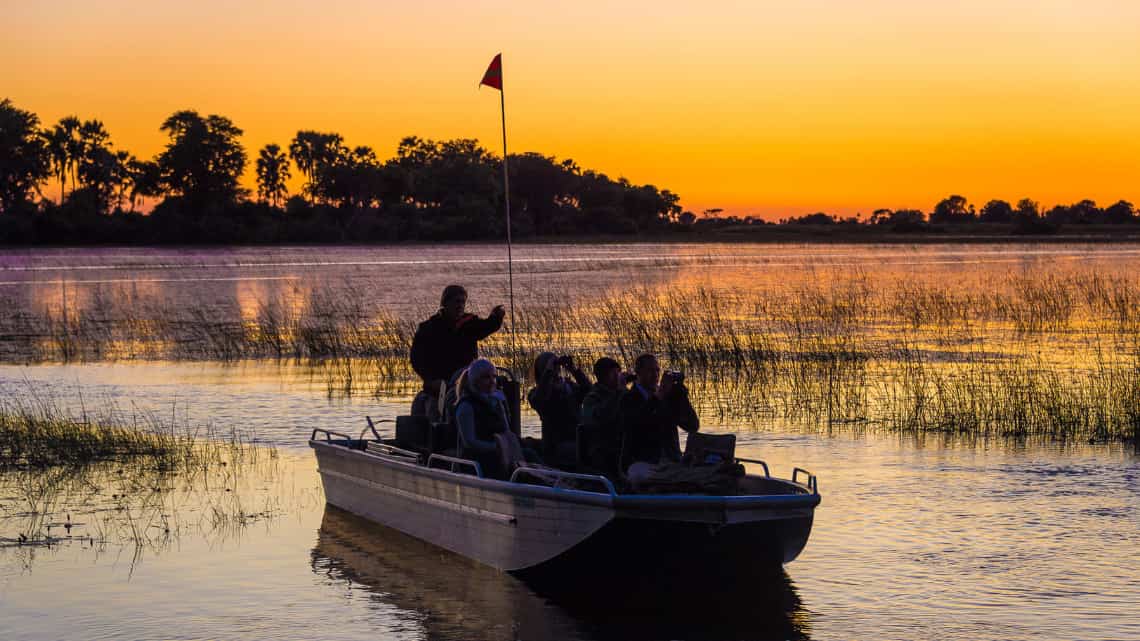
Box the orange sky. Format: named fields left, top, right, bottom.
left=4, top=1, right=1140, bottom=218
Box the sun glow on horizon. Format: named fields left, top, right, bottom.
left=4, top=0, right=1140, bottom=219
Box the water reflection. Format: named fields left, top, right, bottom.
left=311, top=506, right=811, bottom=641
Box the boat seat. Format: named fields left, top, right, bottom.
left=683, top=432, right=737, bottom=465
left=395, top=415, right=431, bottom=453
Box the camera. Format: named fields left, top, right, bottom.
left=663, top=370, right=685, bottom=385
left=623, top=372, right=638, bottom=384
left=556, top=355, right=574, bottom=368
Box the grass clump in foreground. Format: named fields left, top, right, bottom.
left=0, top=393, right=276, bottom=559
left=0, top=396, right=252, bottom=470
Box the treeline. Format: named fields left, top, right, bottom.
left=4, top=98, right=1138, bottom=245
left=701, top=194, right=1139, bottom=234
left=0, top=98, right=681, bottom=244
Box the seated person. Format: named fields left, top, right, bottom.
left=526, top=352, right=590, bottom=468
left=580, top=357, right=631, bottom=478
left=455, top=358, right=513, bottom=479
left=618, top=353, right=699, bottom=488
left=455, top=358, right=538, bottom=479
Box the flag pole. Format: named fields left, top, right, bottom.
left=498, top=56, right=517, bottom=364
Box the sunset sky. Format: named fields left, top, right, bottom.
left=4, top=0, right=1139, bottom=218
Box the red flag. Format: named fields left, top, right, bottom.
left=480, top=53, right=503, bottom=90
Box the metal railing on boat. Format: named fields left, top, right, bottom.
left=427, top=453, right=484, bottom=478
left=792, top=467, right=819, bottom=495
left=735, top=457, right=771, bottom=478
left=311, top=428, right=353, bottom=442
left=509, top=467, right=617, bottom=496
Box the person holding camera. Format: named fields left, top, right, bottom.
left=580, top=357, right=634, bottom=478
left=527, top=351, right=590, bottom=467
left=618, top=353, right=699, bottom=487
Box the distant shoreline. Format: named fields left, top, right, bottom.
left=4, top=226, right=1140, bottom=250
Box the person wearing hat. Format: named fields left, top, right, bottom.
left=579, top=356, right=632, bottom=478
left=410, top=285, right=505, bottom=419
left=527, top=351, right=591, bottom=467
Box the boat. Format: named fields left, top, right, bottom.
left=310, top=418, right=821, bottom=577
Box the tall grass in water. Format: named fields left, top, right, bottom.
left=4, top=268, right=1139, bottom=442
left=0, top=394, right=261, bottom=470
left=0, top=393, right=276, bottom=559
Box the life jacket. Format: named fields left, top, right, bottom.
left=456, top=394, right=509, bottom=446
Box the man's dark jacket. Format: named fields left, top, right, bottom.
left=581, top=383, right=624, bottom=477
left=527, top=366, right=590, bottom=462
left=410, top=311, right=503, bottom=384
left=618, top=385, right=699, bottom=471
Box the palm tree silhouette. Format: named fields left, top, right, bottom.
left=256, top=143, right=291, bottom=207
left=289, top=131, right=345, bottom=204
left=289, top=132, right=319, bottom=204
left=43, top=116, right=81, bottom=203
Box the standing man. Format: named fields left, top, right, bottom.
left=410, top=285, right=505, bottom=419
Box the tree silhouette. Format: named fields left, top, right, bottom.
left=126, top=158, right=161, bottom=212
left=321, top=145, right=369, bottom=209
left=508, top=152, right=578, bottom=235
left=157, top=110, right=247, bottom=211
left=289, top=131, right=346, bottom=204
left=73, top=146, right=126, bottom=213
left=0, top=98, right=50, bottom=213
left=42, top=115, right=81, bottom=203
left=1015, top=198, right=1039, bottom=221
left=1071, top=199, right=1100, bottom=224
left=256, top=143, right=290, bottom=207
left=979, top=199, right=1013, bottom=223
left=67, top=120, right=125, bottom=213
left=930, top=195, right=975, bottom=223
left=1103, top=200, right=1135, bottom=224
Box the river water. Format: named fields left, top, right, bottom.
left=1, top=244, right=1138, bottom=640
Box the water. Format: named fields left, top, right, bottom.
left=2, top=420, right=1135, bottom=640
left=1, top=244, right=1138, bottom=640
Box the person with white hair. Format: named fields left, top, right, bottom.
left=454, top=358, right=512, bottom=478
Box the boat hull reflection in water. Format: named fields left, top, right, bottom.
left=311, top=432, right=820, bottom=576
left=313, top=506, right=811, bottom=641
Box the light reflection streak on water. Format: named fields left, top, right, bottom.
left=3, top=243, right=1140, bottom=275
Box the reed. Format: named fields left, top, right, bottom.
left=0, top=393, right=276, bottom=561
left=2, top=265, right=1138, bottom=442
left=0, top=393, right=259, bottom=469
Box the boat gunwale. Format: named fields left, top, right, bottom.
left=311, top=439, right=822, bottom=512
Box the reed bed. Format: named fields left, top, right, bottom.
left=2, top=266, right=1138, bottom=443
left=0, top=393, right=278, bottom=560
left=0, top=394, right=261, bottom=470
